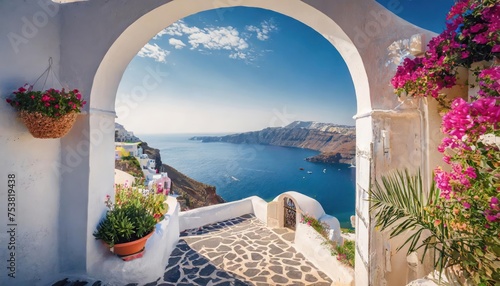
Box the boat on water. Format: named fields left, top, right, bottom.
left=307, top=171, right=313, bottom=174
left=323, top=169, right=326, bottom=173
left=231, top=176, right=240, bottom=181
left=299, top=168, right=304, bottom=170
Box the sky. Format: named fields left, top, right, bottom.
left=116, top=0, right=456, bottom=135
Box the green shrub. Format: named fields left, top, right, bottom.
left=93, top=204, right=156, bottom=246
left=336, top=240, right=355, bottom=267
left=93, top=185, right=168, bottom=247
left=301, top=213, right=355, bottom=267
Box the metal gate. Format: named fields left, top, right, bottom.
left=283, top=197, right=296, bottom=230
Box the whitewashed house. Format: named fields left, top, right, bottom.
left=115, top=142, right=142, bottom=157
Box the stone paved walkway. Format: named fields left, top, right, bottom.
left=145, top=214, right=333, bottom=286
left=52, top=214, right=333, bottom=286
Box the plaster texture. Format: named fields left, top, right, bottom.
left=0, top=1, right=63, bottom=284
left=179, top=196, right=262, bottom=232
left=114, top=169, right=135, bottom=186
left=249, top=196, right=268, bottom=223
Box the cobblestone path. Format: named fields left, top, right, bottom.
left=52, top=214, right=333, bottom=286
left=151, top=214, right=333, bottom=286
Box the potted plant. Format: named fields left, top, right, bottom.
left=5, top=84, right=86, bottom=138
left=93, top=184, right=168, bottom=260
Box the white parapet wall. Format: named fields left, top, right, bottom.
left=178, top=196, right=268, bottom=231
left=114, top=169, right=135, bottom=186
left=319, top=214, right=344, bottom=246
left=294, top=222, right=355, bottom=286
left=87, top=196, right=180, bottom=285
left=248, top=196, right=268, bottom=222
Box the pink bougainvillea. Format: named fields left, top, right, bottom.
left=392, top=0, right=499, bottom=283
left=391, top=0, right=499, bottom=98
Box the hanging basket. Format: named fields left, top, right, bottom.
left=19, top=110, right=78, bottom=139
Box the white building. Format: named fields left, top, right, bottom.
left=115, top=128, right=137, bottom=142
left=115, top=142, right=142, bottom=157
left=147, top=172, right=172, bottom=195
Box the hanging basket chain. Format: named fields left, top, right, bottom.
left=31, top=57, right=65, bottom=91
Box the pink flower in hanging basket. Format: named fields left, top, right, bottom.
left=6, top=84, right=86, bottom=118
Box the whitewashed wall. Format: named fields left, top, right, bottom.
left=275, top=191, right=326, bottom=219
left=0, top=1, right=63, bottom=285
left=114, top=168, right=135, bottom=185
left=178, top=197, right=261, bottom=231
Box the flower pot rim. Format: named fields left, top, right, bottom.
left=105, top=229, right=154, bottom=248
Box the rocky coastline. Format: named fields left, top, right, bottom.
left=191, top=121, right=355, bottom=164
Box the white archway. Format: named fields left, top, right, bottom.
left=82, top=1, right=374, bottom=280
left=55, top=1, right=434, bottom=285
left=85, top=2, right=372, bottom=280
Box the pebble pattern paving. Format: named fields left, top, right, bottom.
left=52, top=214, right=333, bottom=286
left=149, top=214, right=333, bottom=286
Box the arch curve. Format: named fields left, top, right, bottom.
left=55, top=0, right=434, bottom=284
left=89, top=0, right=371, bottom=114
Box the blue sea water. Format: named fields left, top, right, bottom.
left=139, top=134, right=356, bottom=227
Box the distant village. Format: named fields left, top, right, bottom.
left=114, top=124, right=172, bottom=196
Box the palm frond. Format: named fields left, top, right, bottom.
left=368, top=169, right=450, bottom=270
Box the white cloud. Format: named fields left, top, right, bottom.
left=153, top=29, right=172, bottom=39
left=154, top=20, right=201, bottom=39
left=188, top=26, right=249, bottom=51
left=157, top=20, right=249, bottom=52
left=154, top=24, right=181, bottom=38
left=137, top=43, right=170, bottom=63
left=169, top=38, right=186, bottom=49
left=229, top=51, right=247, bottom=60
left=246, top=20, right=278, bottom=41
left=150, top=19, right=277, bottom=63
left=181, top=25, right=202, bottom=35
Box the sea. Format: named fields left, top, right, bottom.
left=139, top=134, right=356, bottom=228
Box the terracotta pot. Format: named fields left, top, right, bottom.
left=111, top=231, right=154, bottom=256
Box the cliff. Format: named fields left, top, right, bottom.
left=160, top=164, right=225, bottom=211
left=115, top=123, right=225, bottom=211
left=140, top=142, right=225, bottom=210
left=191, top=121, right=356, bottom=164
